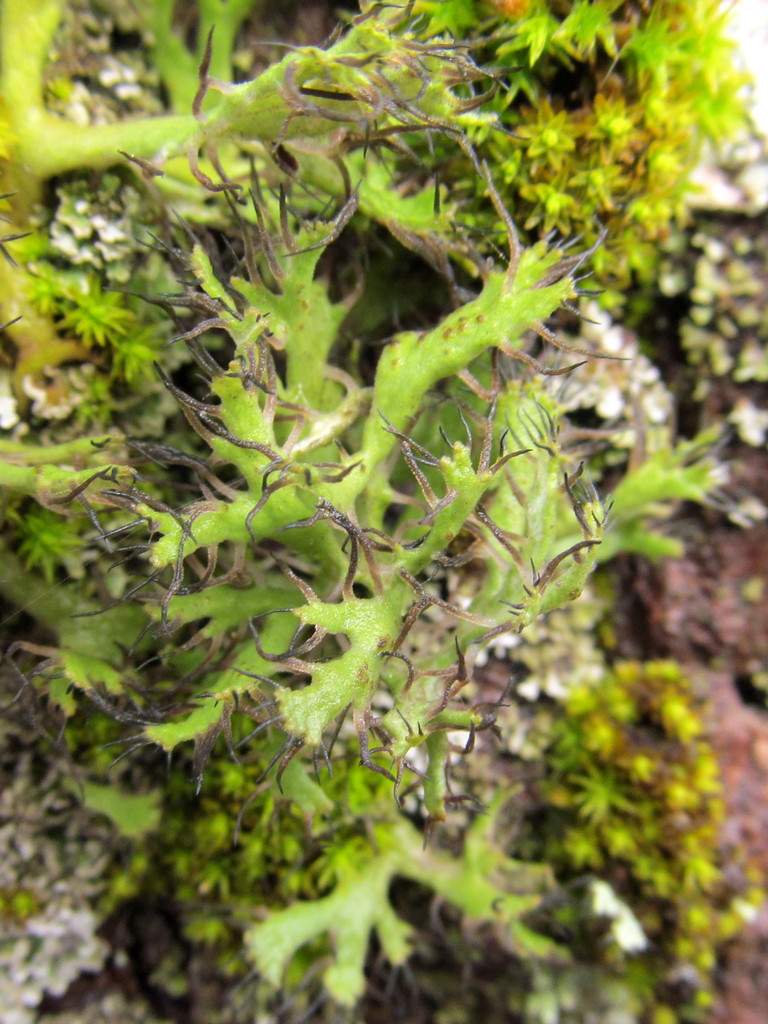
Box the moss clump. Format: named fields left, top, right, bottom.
left=540, top=660, right=762, bottom=1017
left=414, top=0, right=748, bottom=293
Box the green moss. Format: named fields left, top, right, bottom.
left=540, top=660, right=763, bottom=1015
left=6, top=502, right=85, bottom=582
left=414, top=0, right=748, bottom=291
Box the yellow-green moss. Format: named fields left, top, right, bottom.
left=541, top=660, right=763, bottom=1013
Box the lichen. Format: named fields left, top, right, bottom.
left=47, top=175, right=147, bottom=285
left=0, top=3, right=763, bottom=1021
left=0, top=731, right=111, bottom=1024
